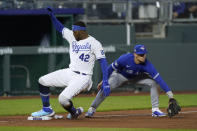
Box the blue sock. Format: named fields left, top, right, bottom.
left=38, top=83, right=51, bottom=109
left=64, top=101, right=76, bottom=115
left=40, top=94, right=50, bottom=107
left=43, top=107, right=53, bottom=113
left=70, top=106, right=77, bottom=115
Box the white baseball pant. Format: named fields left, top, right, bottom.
left=39, top=68, right=92, bottom=106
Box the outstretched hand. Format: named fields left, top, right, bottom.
left=101, top=81, right=111, bottom=97
left=46, top=7, right=54, bottom=16
left=167, top=98, right=181, bottom=118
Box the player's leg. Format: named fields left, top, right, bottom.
left=58, top=74, right=92, bottom=119
left=31, top=83, right=55, bottom=117
left=135, top=77, right=166, bottom=117
left=85, top=72, right=128, bottom=117
left=31, top=68, right=72, bottom=117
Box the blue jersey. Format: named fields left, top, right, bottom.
left=109, top=53, right=171, bottom=92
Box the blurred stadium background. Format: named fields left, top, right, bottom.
left=0, top=0, right=196, bottom=96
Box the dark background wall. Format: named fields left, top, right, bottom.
left=87, top=24, right=197, bottom=92
left=0, top=16, right=197, bottom=95
left=0, top=16, right=50, bottom=46
left=87, top=24, right=197, bottom=45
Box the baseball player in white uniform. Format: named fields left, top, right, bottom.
left=31, top=7, right=110, bottom=119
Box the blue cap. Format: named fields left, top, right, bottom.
left=134, top=44, right=147, bottom=54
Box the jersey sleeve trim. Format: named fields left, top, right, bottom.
left=153, top=73, right=159, bottom=79
left=112, top=63, right=118, bottom=70
left=96, top=56, right=106, bottom=60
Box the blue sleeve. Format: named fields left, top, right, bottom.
left=144, top=60, right=171, bottom=92
left=111, top=54, right=125, bottom=71
left=49, top=13, right=64, bottom=33
left=98, top=58, right=108, bottom=82
left=155, top=75, right=171, bottom=92
left=107, top=64, right=114, bottom=78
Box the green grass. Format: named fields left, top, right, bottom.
left=0, top=94, right=196, bottom=131
left=0, top=94, right=197, bottom=116
left=0, top=127, right=196, bottom=131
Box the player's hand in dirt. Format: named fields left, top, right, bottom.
left=97, top=81, right=103, bottom=90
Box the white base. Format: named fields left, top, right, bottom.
left=27, top=115, right=63, bottom=120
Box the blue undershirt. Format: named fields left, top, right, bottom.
left=98, top=58, right=108, bottom=83
left=49, top=12, right=64, bottom=33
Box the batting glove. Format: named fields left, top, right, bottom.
left=101, top=81, right=111, bottom=97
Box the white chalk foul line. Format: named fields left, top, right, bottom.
left=93, top=113, right=151, bottom=118
left=0, top=121, right=8, bottom=123
left=92, top=110, right=197, bottom=118
left=180, top=110, right=197, bottom=114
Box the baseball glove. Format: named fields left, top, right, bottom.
left=167, top=98, right=181, bottom=118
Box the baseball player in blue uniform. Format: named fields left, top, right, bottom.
left=85, top=44, right=175, bottom=117
left=31, top=7, right=110, bottom=120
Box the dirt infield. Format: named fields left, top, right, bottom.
left=0, top=107, right=197, bottom=129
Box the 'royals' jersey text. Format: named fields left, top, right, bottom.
left=62, top=28, right=105, bottom=75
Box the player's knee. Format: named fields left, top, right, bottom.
left=38, top=83, right=50, bottom=94
left=58, top=93, right=70, bottom=107
left=147, top=79, right=157, bottom=87
left=38, top=76, right=47, bottom=86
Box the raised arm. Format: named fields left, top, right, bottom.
left=47, top=7, right=64, bottom=33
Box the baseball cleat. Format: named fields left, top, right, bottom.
left=152, top=110, right=166, bottom=117
left=67, top=107, right=84, bottom=120
left=31, top=107, right=55, bottom=117
left=85, top=107, right=96, bottom=118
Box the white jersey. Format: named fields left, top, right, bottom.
left=62, top=27, right=105, bottom=75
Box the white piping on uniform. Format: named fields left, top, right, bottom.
left=111, top=63, right=117, bottom=70
left=97, top=56, right=106, bottom=60
left=153, top=73, right=159, bottom=79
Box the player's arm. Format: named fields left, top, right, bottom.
left=46, top=7, right=64, bottom=33
left=98, top=58, right=108, bottom=82
left=144, top=61, right=181, bottom=117
left=101, top=54, right=125, bottom=85
left=144, top=61, right=173, bottom=98
left=97, top=61, right=114, bottom=90
left=106, top=58, right=123, bottom=78
left=107, top=64, right=114, bottom=78
left=97, top=56, right=124, bottom=90
left=98, top=58, right=110, bottom=97
left=93, top=41, right=110, bottom=97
